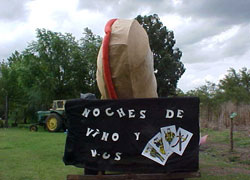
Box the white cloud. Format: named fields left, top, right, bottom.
left=161, top=14, right=191, bottom=31
left=26, top=0, right=78, bottom=30
left=178, top=55, right=250, bottom=92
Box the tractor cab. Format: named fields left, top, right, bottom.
left=51, top=100, right=65, bottom=111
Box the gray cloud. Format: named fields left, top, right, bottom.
left=171, top=0, right=250, bottom=48
left=222, top=24, right=250, bottom=58
left=181, top=23, right=250, bottom=64
left=76, top=0, right=250, bottom=66
left=1, top=41, right=26, bottom=61
left=77, top=0, right=250, bottom=46
left=172, top=0, right=245, bottom=42
left=78, top=0, right=250, bottom=25
left=0, top=29, right=34, bottom=61
left=176, top=0, right=250, bottom=25
left=0, top=0, right=31, bottom=21
left=77, top=0, right=172, bottom=18
left=174, top=18, right=230, bottom=48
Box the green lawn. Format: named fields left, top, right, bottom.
left=0, top=127, right=82, bottom=180
left=0, top=126, right=250, bottom=180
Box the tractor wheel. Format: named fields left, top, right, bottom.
left=30, top=125, right=38, bottom=132
left=45, top=113, right=62, bottom=132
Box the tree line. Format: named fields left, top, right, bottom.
left=0, top=14, right=185, bottom=124
left=0, top=28, right=102, bottom=123
left=183, top=67, right=250, bottom=128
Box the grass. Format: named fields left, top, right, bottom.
left=0, top=126, right=82, bottom=180
left=0, top=126, right=250, bottom=180
left=198, top=128, right=250, bottom=180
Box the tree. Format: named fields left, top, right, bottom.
left=186, top=81, right=219, bottom=123
left=1, top=28, right=103, bottom=123
left=25, top=29, right=87, bottom=102
left=135, top=14, right=185, bottom=96
left=0, top=58, right=23, bottom=126
left=184, top=67, right=249, bottom=128
left=217, top=68, right=249, bottom=150
left=80, top=28, right=102, bottom=97
left=218, top=67, right=250, bottom=104
left=0, top=63, right=9, bottom=127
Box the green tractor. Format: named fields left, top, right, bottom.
left=30, top=100, right=67, bottom=132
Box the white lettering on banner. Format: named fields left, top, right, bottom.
left=105, top=107, right=114, bottom=116
left=115, top=152, right=122, bottom=161
left=128, top=109, right=135, bottom=118
left=166, top=109, right=174, bottom=118
left=90, top=150, right=123, bottom=161
left=92, top=129, right=100, bottom=137
left=134, top=132, right=141, bottom=140
left=139, top=110, right=146, bottom=119
left=86, top=128, right=94, bottom=136
left=117, top=108, right=126, bottom=118
left=82, top=108, right=147, bottom=119
left=102, top=152, right=111, bottom=159
left=165, top=109, right=185, bottom=119
left=82, top=108, right=91, bottom=118
left=112, top=133, right=119, bottom=141
left=83, top=107, right=185, bottom=119
left=177, top=109, right=184, bottom=118
left=91, top=149, right=97, bottom=157
left=93, top=108, right=100, bottom=117
left=86, top=128, right=120, bottom=142
left=101, top=132, right=109, bottom=141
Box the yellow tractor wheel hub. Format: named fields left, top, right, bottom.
left=47, top=117, right=57, bottom=131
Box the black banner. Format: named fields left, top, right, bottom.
left=63, top=97, right=200, bottom=173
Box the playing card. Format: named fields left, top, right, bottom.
left=141, top=143, right=167, bottom=165
left=170, top=127, right=193, bottom=156
left=161, top=125, right=177, bottom=151
left=148, top=132, right=166, bottom=156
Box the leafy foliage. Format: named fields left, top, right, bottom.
left=185, top=67, right=250, bottom=126
left=136, top=14, right=185, bottom=96
left=80, top=28, right=102, bottom=96
left=186, top=67, right=250, bottom=105
left=186, top=81, right=220, bottom=122
left=0, top=28, right=101, bottom=122
left=219, top=67, right=250, bottom=104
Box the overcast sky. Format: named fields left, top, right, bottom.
left=1, top=0, right=249, bottom=92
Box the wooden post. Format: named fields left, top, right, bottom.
left=229, top=112, right=237, bottom=152
left=230, top=117, right=233, bottom=152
